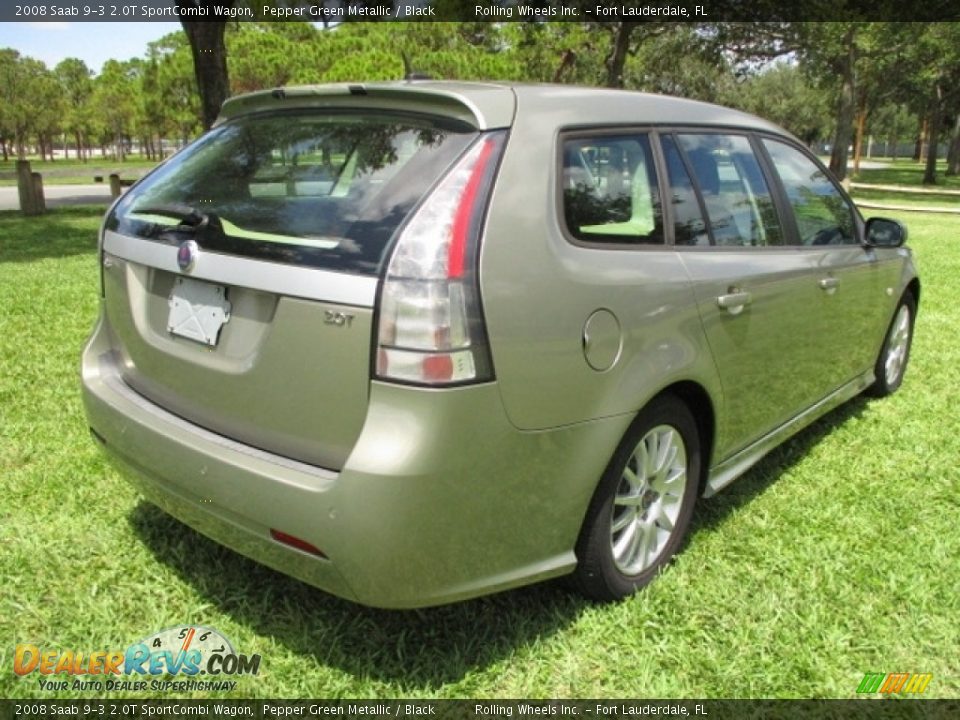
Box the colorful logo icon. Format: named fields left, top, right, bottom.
left=857, top=672, right=933, bottom=695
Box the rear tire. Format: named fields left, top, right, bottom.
left=572, top=394, right=700, bottom=601
left=866, top=292, right=916, bottom=398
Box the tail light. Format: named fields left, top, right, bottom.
left=375, top=132, right=505, bottom=386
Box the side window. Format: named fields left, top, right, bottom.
left=762, top=139, right=857, bottom=246
left=677, top=133, right=784, bottom=247
left=562, top=134, right=664, bottom=245
left=660, top=135, right=708, bottom=246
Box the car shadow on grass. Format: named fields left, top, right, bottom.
left=690, top=394, right=872, bottom=534
left=127, top=394, right=871, bottom=689
left=129, top=502, right=587, bottom=689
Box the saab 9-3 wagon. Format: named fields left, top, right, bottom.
left=81, top=81, right=919, bottom=607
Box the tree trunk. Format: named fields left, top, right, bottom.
left=946, top=114, right=960, bottom=176
left=553, top=49, right=577, bottom=84
left=852, top=107, right=867, bottom=176
left=922, top=120, right=930, bottom=162
left=914, top=118, right=926, bottom=162
left=923, top=87, right=942, bottom=185
left=829, top=28, right=857, bottom=181
left=1, top=139, right=7, bottom=162
left=605, top=22, right=637, bottom=89
left=180, top=14, right=232, bottom=130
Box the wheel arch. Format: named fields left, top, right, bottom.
left=571, top=378, right=718, bottom=563
left=656, top=381, right=716, bottom=495
left=906, top=276, right=921, bottom=306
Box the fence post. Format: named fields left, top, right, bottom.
left=32, top=172, right=47, bottom=214
left=17, top=160, right=43, bottom=216
left=109, top=173, right=122, bottom=199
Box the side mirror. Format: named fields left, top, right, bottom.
left=865, top=217, right=908, bottom=248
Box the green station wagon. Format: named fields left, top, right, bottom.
left=81, top=82, right=919, bottom=607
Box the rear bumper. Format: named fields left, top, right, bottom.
left=81, top=314, right=629, bottom=608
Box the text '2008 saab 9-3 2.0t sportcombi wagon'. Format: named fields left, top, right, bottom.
left=81, top=81, right=919, bottom=608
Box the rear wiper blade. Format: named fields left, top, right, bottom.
left=134, top=203, right=220, bottom=230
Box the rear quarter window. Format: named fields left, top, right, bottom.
left=561, top=134, right=664, bottom=246
left=108, top=111, right=476, bottom=276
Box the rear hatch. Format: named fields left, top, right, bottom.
left=100, top=97, right=485, bottom=469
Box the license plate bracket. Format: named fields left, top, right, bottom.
left=167, top=277, right=232, bottom=346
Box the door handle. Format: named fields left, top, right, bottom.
left=819, top=277, right=839, bottom=293
left=716, top=290, right=752, bottom=314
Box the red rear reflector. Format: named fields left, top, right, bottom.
left=447, top=138, right=495, bottom=279
left=422, top=354, right=454, bottom=382
left=270, top=529, right=327, bottom=558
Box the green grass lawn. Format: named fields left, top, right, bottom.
left=0, top=156, right=159, bottom=187
left=851, top=159, right=960, bottom=213
left=852, top=188, right=960, bottom=212
left=2, top=202, right=958, bottom=700
left=853, top=158, right=960, bottom=191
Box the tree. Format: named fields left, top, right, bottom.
left=627, top=25, right=738, bottom=104
left=178, top=0, right=234, bottom=130
left=55, top=58, right=94, bottom=160
left=0, top=50, right=34, bottom=158
left=871, top=102, right=916, bottom=160
left=500, top=23, right=599, bottom=85
left=731, top=62, right=829, bottom=146
left=0, top=51, right=63, bottom=160
left=590, top=22, right=671, bottom=89
left=92, top=60, right=142, bottom=161
left=146, top=31, right=203, bottom=147
left=904, top=24, right=960, bottom=184
left=27, top=58, right=64, bottom=161
left=796, top=23, right=861, bottom=181
left=0, top=50, right=22, bottom=160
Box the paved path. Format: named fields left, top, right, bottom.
left=855, top=200, right=960, bottom=215
left=0, top=183, right=115, bottom=211
left=851, top=182, right=960, bottom=196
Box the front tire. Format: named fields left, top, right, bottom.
left=572, top=394, right=700, bottom=601
left=866, top=292, right=916, bottom=398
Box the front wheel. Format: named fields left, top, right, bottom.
left=572, top=394, right=700, bottom=601
left=867, top=292, right=916, bottom=398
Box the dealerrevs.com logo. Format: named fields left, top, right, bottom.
left=14, top=626, right=260, bottom=692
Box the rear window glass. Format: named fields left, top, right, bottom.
left=107, top=111, right=476, bottom=275
left=561, top=134, right=664, bottom=245
left=660, top=135, right=708, bottom=246
left=676, top=133, right=783, bottom=247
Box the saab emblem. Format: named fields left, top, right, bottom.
left=177, top=240, right=198, bottom=272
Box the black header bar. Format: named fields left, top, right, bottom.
left=3, top=0, right=960, bottom=23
